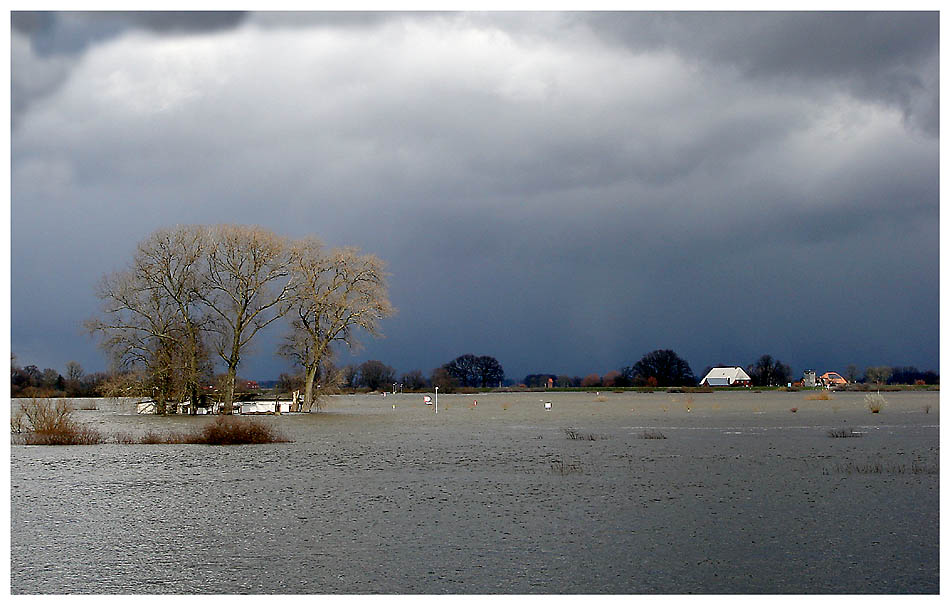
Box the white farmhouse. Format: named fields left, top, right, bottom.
left=700, top=366, right=752, bottom=387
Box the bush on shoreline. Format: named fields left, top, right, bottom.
left=11, top=398, right=106, bottom=445
left=12, top=398, right=289, bottom=446
left=195, top=416, right=289, bottom=445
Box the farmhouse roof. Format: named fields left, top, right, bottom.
left=701, top=366, right=751, bottom=383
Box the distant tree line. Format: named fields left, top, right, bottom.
left=299, top=354, right=507, bottom=394
left=10, top=357, right=105, bottom=398
left=514, top=351, right=938, bottom=389
left=14, top=343, right=938, bottom=403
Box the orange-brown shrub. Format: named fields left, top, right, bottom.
left=192, top=416, right=288, bottom=445
left=12, top=397, right=104, bottom=445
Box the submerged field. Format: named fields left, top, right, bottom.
left=10, top=390, right=939, bottom=594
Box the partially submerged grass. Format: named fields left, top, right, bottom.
left=804, top=391, right=833, bottom=401
left=563, top=427, right=605, bottom=441
left=827, top=428, right=862, bottom=438
left=638, top=430, right=667, bottom=439
left=119, top=417, right=290, bottom=445
left=550, top=458, right=583, bottom=475
left=865, top=391, right=887, bottom=413
left=831, top=460, right=938, bottom=475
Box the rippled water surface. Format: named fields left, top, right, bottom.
left=10, top=391, right=939, bottom=593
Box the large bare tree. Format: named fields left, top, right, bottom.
left=199, top=225, right=296, bottom=412
left=281, top=240, right=394, bottom=411
left=87, top=266, right=185, bottom=414
left=135, top=225, right=212, bottom=408
left=88, top=226, right=213, bottom=413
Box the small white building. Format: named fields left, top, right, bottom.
left=239, top=401, right=292, bottom=415
left=700, top=367, right=752, bottom=387
left=803, top=370, right=817, bottom=388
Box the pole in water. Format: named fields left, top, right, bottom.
left=435, top=386, right=439, bottom=414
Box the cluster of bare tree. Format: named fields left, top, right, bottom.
left=87, top=225, right=393, bottom=413
left=10, top=356, right=105, bottom=398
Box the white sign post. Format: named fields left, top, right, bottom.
left=435, top=386, right=439, bottom=414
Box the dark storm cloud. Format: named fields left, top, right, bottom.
left=12, top=11, right=247, bottom=54
left=579, top=11, right=939, bottom=135
left=10, top=11, right=939, bottom=382
left=11, top=11, right=247, bottom=123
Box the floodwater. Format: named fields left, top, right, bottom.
left=10, top=390, right=939, bottom=594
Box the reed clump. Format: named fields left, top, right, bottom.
left=804, top=391, right=832, bottom=401
left=865, top=391, right=887, bottom=413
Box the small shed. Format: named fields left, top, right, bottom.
left=803, top=370, right=817, bottom=388
left=238, top=401, right=292, bottom=414
left=700, top=367, right=752, bottom=387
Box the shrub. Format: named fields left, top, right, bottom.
left=10, top=408, right=26, bottom=434
left=191, top=416, right=288, bottom=445
left=865, top=391, right=887, bottom=413
left=804, top=391, right=832, bottom=401
left=20, top=397, right=74, bottom=433
left=12, top=397, right=105, bottom=445
left=20, top=425, right=104, bottom=445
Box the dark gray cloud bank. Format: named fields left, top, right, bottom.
left=10, top=11, right=939, bottom=382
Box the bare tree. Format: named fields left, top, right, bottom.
left=865, top=366, right=893, bottom=385
left=281, top=240, right=394, bottom=411
left=87, top=266, right=183, bottom=413
left=199, top=225, right=296, bottom=412
left=134, top=225, right=213, bottom=409
left=88, top=226, right=214, bottom=413
left=64, top=361, right=84, bottom=396
left=357, top=360, right=396, bottom=391
left=400, top=370, right=427, bottom=391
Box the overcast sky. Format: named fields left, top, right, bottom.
left=9, top=11, right=940, bottom=382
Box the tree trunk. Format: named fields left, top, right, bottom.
left=303, top=364, right=319, bottom=412
left=187, top=325, right=201, bottom=414
left=224, top=363, right=237, bottom=414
